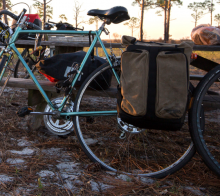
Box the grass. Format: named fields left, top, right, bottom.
left=0, top=60, right=219, bottom=196
left=0, top=42, right=220, bottom=195
left=193, top=50, right=220, bottom=64
left=83, top=47, right=123, bottom=57
left=38, top=177, right=44, bottom=190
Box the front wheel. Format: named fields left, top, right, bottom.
left=73, top=63, right=195, bottom=178
left=190, top=65, right=220, bottom=177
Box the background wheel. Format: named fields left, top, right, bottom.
left=73, top=63, right=195, bottom=178
left=14, top=48, right=35, bottom=79
left=190, top=65, right=220, bottom=177
left=0, top=55, right=8, bottom=74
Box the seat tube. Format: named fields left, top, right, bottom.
left=96, top=32, right=120, bottom=84
left=58, top=30, right=101, bottom=111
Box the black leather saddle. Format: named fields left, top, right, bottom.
left=87, top=6, right=130, bottom=24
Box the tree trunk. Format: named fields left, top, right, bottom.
left=195, top=11, right=197, bottom=27
left=43, top=0, right=46, bottom=29
left=96, top=19, right=98, bottom=30
left=211, top=0, right=213, bottom=25
left=2, top=0, right=8, bottom=25
left=164, top=0, right=167, bottom=42
left=76, top=16, right=78, bottom=29
left=166, top=0, right=171, bottom=42
left=140, top=0, right=144, bottom=41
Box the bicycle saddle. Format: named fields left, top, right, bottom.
left=87, top=6, right=130, bottom=24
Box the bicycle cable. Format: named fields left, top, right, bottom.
left=109, top=33, right=113, bottom=54
left=8, top=2, right=30, bottom=13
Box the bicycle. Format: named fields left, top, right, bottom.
left=190, top=65, right=220, bottom=177
left=13, top=20, right=81, bottom=79
left=0, top=7, right=195, bottom=178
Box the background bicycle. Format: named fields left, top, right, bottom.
left=190, top=64, right=220, bottom=177
left=13, top=18, right=83, bottom=79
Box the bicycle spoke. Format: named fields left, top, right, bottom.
left=74, top=64, right=195, bottom=178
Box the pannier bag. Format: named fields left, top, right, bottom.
left=12, top=14, right=42, bottom=40
left=117, top=36, right=194, bottom=131
left=191, top=24, right=220, bottom=45
left=36, top=51, right=112, bottom=89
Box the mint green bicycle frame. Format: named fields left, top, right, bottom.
left=0, top=25, right=120, bottom=118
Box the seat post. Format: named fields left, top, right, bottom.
left=99, top=21, right=106, bottom=31
left=99, top=18, right=111, bottom=32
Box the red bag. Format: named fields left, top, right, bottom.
left=12, top=14, right=42, bottom=40
left=24, top=14, right=42, bottom=29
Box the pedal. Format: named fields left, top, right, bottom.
left=16, top=107, right=33, bottom=117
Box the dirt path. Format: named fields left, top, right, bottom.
left=0, top=81, right=219, bottom=195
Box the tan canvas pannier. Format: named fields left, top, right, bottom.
left=117, top=36, right=193, bottom=130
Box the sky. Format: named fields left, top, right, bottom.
left=9, top=0, right=220, bottom=40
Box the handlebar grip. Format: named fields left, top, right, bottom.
left=0, top=10, right=18, bottom=20
left=26, top=22, right=41, bottom=30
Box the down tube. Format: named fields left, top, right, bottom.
left=58, top=30, right=101, bottom=111
left=11, top=44, right=54, bottom=109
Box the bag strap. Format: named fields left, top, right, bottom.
left=136, top=41, right=178, bottom=48
left=136, top=41, right=164, bottom=45
left=88, top=31, right=95, bottom=61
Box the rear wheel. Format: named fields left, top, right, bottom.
left=73, top=63, right=195, bottom=178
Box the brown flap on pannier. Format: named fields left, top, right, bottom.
left=156, top=52, right=188, bottom=119
left=121, top=50, right=149, bottom=116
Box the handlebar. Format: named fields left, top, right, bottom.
left=26, top=22, right=41, bottom=30
left=47, top=20, right=84, bottom=31
left=0, top=9, right=41, bottom=30
left=16, top=9, right=27, bottom=23
left=0, top=10, right=19, bottom=21
left=47, top=20, right=57, bottom=25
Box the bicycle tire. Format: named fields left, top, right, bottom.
left=73, top=63, right=195, bottom=178
left=190, top=65, right=220, bottom=177
left=0, top=55, right=8, bottom=74
left=14, top=48, right=33, bottom=79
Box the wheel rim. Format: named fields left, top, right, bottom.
left=195, top=73, right=220, bottom=170
left=14, top=49, right=29, bottom=78
left=74, top=64, right=194, bottom=177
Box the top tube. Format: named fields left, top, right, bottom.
left=17, top=30, right=97, bottom=35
